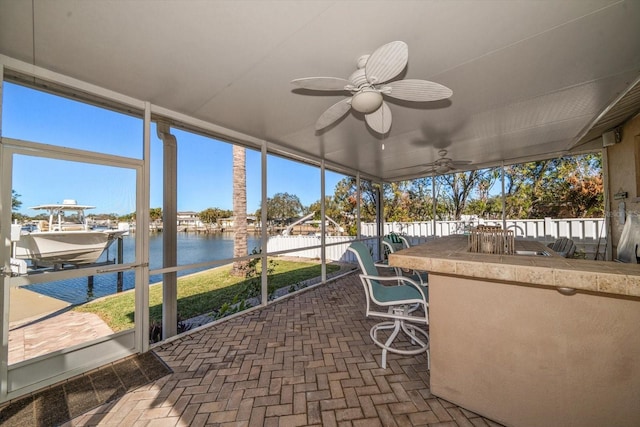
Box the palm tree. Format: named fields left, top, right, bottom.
left=11, top=190, right=22, bottom=221
left=232, top=145, right=248, bottom=276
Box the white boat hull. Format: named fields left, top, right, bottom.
left=14, top=230, right=126, bottom=266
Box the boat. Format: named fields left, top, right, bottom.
left=13, top=199, right=126, bottom=267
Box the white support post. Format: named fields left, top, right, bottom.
left=0, top=65, right=9, bottom=399
left=356, top=172, right=361, bottom=240
left=376, top=182, right=384, bottom=258
left=432, top=175, right=437, bottom=237
left=156, top=121, right=177, bottom=339
left=137, top=102, right=152, bottom=354
left=261, top=142, right=268, bottom=305
left=501, top=162, right=506, bottom=230
left=602, top=147, right=613, bottom=261
left=320, top=160, right=326, bottom=282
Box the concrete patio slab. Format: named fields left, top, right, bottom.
left=9, top=287, right=70, bottom=324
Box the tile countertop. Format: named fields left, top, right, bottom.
left=388, top=235, right=640, bottom=298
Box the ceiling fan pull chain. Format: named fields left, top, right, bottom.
left=381, top=107, right=386, bottom=150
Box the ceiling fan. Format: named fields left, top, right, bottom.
left=291, top=41, right=453, bottom=134
left=396, top=150, right=472, bottom=175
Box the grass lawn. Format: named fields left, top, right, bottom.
left=74, top=259, right=341, bottom=332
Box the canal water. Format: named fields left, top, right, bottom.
left=24, top=232, right=262, bottom=305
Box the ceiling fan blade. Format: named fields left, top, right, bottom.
left=389, top=162, right=442, bottom=176
left=315, top=98, right=352, bottom=131
left=365, top=41, right=408, bottom=84
left=394, top=169, right=438, bottom=179
left=389, top=163, right=428, bottom=172
left=291, top=77, right=351, bottom=91
left=385, top=79, right=453, bottom=101
left=365, top=101, right=392, bottom=134
left=414, top=166, right=440, bottom=176
left=451, top=160, right=472, bottom=166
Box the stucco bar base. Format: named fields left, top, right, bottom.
left=429, top=275, right=640, bottom=427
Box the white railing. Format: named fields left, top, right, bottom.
left=266, top=235, right=391, bottom=263
left=364, top=217, right=606, bottom=258
left=267, top=217, right=607, bottom=261
left=362, top=218, right=605, bottom=241
left=267, top=235, right=357, bottom=262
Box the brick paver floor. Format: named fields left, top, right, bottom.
left=9, top=311, right=113, bottom=365
left=67, top=272, right=503, bottom=426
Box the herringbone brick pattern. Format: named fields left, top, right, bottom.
left=68, top=272, right=503, bottom=426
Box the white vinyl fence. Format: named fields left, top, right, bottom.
left=363, top=217, right=606, bottom=258
left=266, top=235, right=361, bottom=263
left=362, top=218, right=605, bottom=242
left=267, top=217, right=606, bottom=261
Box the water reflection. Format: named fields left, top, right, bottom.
left=24, top=232, right=261, bottom=304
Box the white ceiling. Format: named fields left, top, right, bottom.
left=1, top=0, right=639, bottom=181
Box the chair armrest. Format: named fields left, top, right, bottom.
left=361, top=273, right=420, bottom=284
left=374, top=261, right=398, bottom=271
left=360, top=274, right=428, bottom=301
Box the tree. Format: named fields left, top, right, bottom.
left=460, top=169, right=501, bottom=219
left=149, top=207, right=163, bottom=222
left=199, top=207, right=230, bottom=230
left=119, top=212, right=135, bottom=222
left=308, top=196, right=342, bottom=222
left=11, top=190, right=22, bottom=221
left=232, top=145, right=248, bottom=277
left=334, top=178, right=379, bottom=220
left=465, top=195, right=502, bottom=219
left=264, top=192, right=303, bottom=224
left=11, top=190, right=22, bottom=211
left=331, top=178, right=359, bottom=230
left=437, top=169, right=498, bottom=220
left=405, top=177, right=435, bottom=221
left=383, top=182, right=413, bottom=222
left=307, top=196, right=346, bottom=234
left=557, top=154, right=603, bottom=217
left=563, top=173, right=603, bottom=217
left=331, top=177, right=380, bottom=235
left=503, top=154, right=603, bottom=219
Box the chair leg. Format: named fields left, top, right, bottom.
left=401, top=323, right=427, bottom=347
left=408, top=303, right=421, bottom=313
left=401, top=322, right=430, bottom=369
left=371, top=319, right=398, bottom=369
left=370, top=310, right=429, bottom=369
left=382, top=319, right=402, bottom=369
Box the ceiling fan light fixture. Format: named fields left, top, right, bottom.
left=351, top=90, right=383, bottom=113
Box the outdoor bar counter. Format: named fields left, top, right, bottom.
left=389, top=236, right=640, bottom=427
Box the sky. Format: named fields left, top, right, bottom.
left=3, top=82, right=345, bottom=216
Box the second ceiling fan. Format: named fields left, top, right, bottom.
left=420, top=150, right=472, bottom=174
left=394, top=149, right=472, bottom=176
left=291, top=41, right=453, bottom=134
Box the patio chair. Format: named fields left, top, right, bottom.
left=396, top=234, right=412, bottom=249
left=380, top=234, right=404, bottom=274
left=547, top=237, right=576, bottom=258
left=382, top=235, right=428, bottom=285
left=347, top=241, right=430, bottom=369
